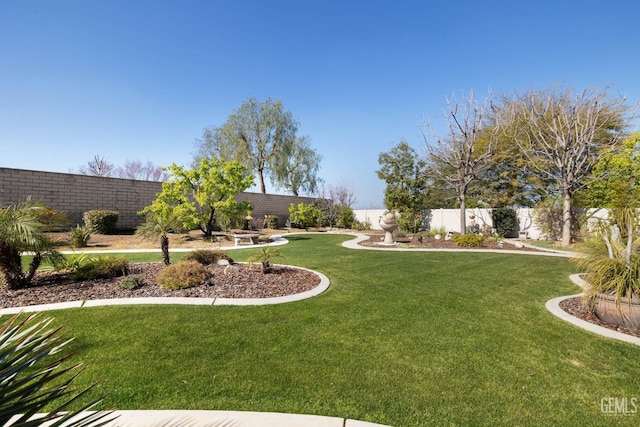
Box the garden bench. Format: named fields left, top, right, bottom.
left=233, top=233, right=260, bottom=246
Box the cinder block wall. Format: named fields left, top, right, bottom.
left=0, top=167, right=316, bottom=230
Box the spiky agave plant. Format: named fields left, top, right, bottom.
left=0, top=313, right=115, bottom=427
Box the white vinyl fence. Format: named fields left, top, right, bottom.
left=354, top=208, right=609, bottom=240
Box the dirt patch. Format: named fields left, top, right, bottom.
left=47, top=229, right=282, bottom=251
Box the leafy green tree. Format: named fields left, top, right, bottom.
left=272, top=136, right=322, bottom=196
left=474, top=120, right=544, bottom=208
left=376, top=140, right=433, bottom=232
left=195, top=97, right=321, bottom=194
left=580, top=132, right=640, bottom=208
left=499, top=87, right=629, bottom=246
left=0, top=199, right=66, bottom=289
left=140, top=158, right=254, bottom=238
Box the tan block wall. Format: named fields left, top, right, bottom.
left=0, top=167, right=316, bottom=230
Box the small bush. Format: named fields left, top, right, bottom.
left=265, top=215, right=279, bottom=229
left=53, top=253, right=89, bottom=272
left=121, top=275, right=144, bottom=290
left=183, top=249, right=233, bottom=265
left=453, top=234, right=485, bottom=248
left=157, top=260, right=209, bottom=290
left=335, top=206, right=355, bottom=229
left=288, top=203, right=324, bottom=228
left=70, top=224, right=92, bottom=248
left=83, top=210, right=119, bottom=234
left=491, top=208, right=518, bottom=238
left=71, top=256, right=129, bottom=281
left=353, top=219, right=371, bottom=231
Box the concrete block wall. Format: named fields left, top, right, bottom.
left=237, top=192, right=316, bottom=229
left=0, top=167, right=316, bottom=230
left=355, top=207, right=610, bottom=240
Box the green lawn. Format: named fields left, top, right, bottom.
left=9, top=234, right=640, bottom=426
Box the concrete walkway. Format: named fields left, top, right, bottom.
left=23, top=410, right=390, bottom=427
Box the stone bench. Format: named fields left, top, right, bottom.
left=233, top=233, right=260, bottom=246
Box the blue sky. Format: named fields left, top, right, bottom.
left=1, top=1, right=639, bottom=208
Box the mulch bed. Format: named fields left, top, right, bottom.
left=0, top=263, right=320, bottom=309
left=358, top=234, right=547, bottom=252
left=559, top=296, right=640, bottom=338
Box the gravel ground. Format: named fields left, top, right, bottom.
left=0, top=263, right=320, bottom=309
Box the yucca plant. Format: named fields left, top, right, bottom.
left=0, top=313, right=115, bottom=426
left=247, top=246, right=285, bottom=274
left=69, top=225, right=92, bottom=249
left=573, top=208, right=640, bottom=312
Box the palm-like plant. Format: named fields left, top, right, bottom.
left=0, top=199, right=66, bottom=289
left=247, top=245, right=285, bottom=274
left=135, top=212, right=183, bottom=265
left=574, top=208, right=640, bottom=310
left=0, top=313, right=115, bottom=426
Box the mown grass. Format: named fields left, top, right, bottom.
left=9, top=234, right=640, bottom=426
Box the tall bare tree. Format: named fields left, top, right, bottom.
left=421, top=90, right=497, bottom=234
left=77, top=156, right=167, bottom=181
left=500, top=87, right=630, bottom=246
left=116, top=160, right=168, bottom=181
left=78, top=155, right=114, bottom=177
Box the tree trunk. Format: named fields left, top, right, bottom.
left=0, top=243, right=27, bottom=290
left=459, top=194, right=467, bottom=234
left=258, top=168, right=267, bottom=193
left=161, top=236, right=170, bottom=265
left=561, top=189, right=572, bottom=247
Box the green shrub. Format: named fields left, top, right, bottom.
left=183, top=249, right=233, bottom=265
left=83, top=210, right=119, bottom=234
left=452, top=234, right=485, bottom=248
left=70, top=224, right=92, bottom=248
left=71, top=256, right=129, bottom=281
left=265, top=215, right=279, bottom=229
left=425, top=226, right=446, bottom=237
left=121, top=275, right=144, bottom=290
left=288, top=203, right=324, bottom=228
left=157, top=260, right=209, bottom=290
left=491, top=208, right=518, bottom=238
left=335, top=206, right=355, bottom=229
left=53, top=253, right=88, bottom=272
left=353, top=219, right=371, bottom=231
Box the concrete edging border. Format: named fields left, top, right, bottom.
left=545, top=274, right=640, bottom=346
left=0, top=265, right=329, bottom=315
left=340, top=233, right=574, bottom=257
